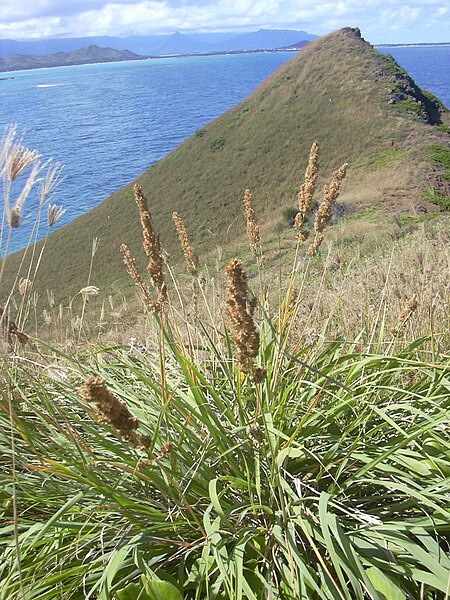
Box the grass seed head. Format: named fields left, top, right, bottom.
left=0, top=125, right=17, bottom=172
left=224, top=259, right=265, bottom=380
left=243, top=189, right=260, bottom=255
left=306, top=233, right=325, bottom=257
left=18, top=278, right=32, bottom=296
left=119, top=244, right=154, bottom=307
left=0, top=307, right=29, bottom=345
left=39, top=161, right=63, bottom=206
left=8, top=206, right=20, bottom=229
left=316, top=162, right=348, bottom=235
left=80, top=286, right=99, bottom=298
left=7, top=161, right=42, bottom=229
left=47, top=203, right=66, bottom=227
left=294, top=141, right=319, bottom=242
left=295, top=140, right=319, bottom=237
left=298, top=140, right=319, bottom=214
left=79, top=376, right=150, bottom=449
left=133, top=183, right=167, bottom=305
left=4, top=144, right=40, bottom=183
left=172, top=211, right=198, bottom=275
left=307, top=162, right=348, bottom=256
left=322, top=162, right=348, bottom=209
left=392, top=294, right=418, bottom=335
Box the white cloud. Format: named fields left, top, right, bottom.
left=0, top=0, right=448, bottom=43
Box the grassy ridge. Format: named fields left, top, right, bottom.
left=1, top=27, right=449, bottom=306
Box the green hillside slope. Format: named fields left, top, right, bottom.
left=2, top=27, right=449, bottom=303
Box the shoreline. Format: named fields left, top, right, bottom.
left=2, top=41, right=450, bottom=75
left=375, top=42, right=450, bottom=48
left=0, top=47, right=301, bottom=75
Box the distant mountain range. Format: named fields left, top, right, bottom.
left=0, top=29, right=317, bottom=59
left=0, top=45, right=145, bottom=72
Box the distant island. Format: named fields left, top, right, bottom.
left=0, top=45, right=147, bottom=73
left=0, top=41, right=310, bottom=74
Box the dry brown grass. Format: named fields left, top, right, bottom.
left=1, top=110, right=448, bottom=358
left=286, top=218, right=449, bottom=346
left=90, top=212, right=449, bottom=354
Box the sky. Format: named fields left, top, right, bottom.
left=0, top=0, right=449, bottom=44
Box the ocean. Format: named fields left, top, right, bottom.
left=1, top=46, right=449, bottom=253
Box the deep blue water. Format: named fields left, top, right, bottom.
left=1, top=46, right=449, bottom=253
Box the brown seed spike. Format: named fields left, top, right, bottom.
left=133, top=183, right=156, bottom=258
left=298, top=141, right=319, bottom=215
left=392, top=294, right=418, bottom=336
left=172, top=211, right=198, bottom=275
left=243, top=189, right=260, bottom=255
left=119, top=244, right=154, bottom=306
left=79, top=376, right=150, bottom=449
left=132, top=183, right=167, bottom=304
left=306, top=233, right=324, bottom=257
left=47, top=203, right=65, bottom=227
left=8, top=207, right=20, bottom=229
left=294, top=141, right=319, bottom=236
left=224, top=259, right=264, bottom=380
left=307, top=162, right=348, bottom=256
left=0, top=307, right=29, bottom=345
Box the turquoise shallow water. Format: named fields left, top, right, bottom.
left=0, top=47, right=449, bottom=253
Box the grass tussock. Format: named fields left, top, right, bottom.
left=1, top=130, right=449, bottom=599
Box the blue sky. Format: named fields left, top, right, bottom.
left=0, top=0, right=448, bottom=43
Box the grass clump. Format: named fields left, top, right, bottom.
left=1, top=139, right=449, bottom=599
left=421, top=187, right=450, bottom=211
left=369, top=147, right=405, bottom=169
left=281, top=206, right=299, bottom=227
left=395, top=98, right=425, bottom=119
left=209, top=137, right=226, bottom=152
left=436, top=123, right=450, bottom=134
left=236, top=105, right=252, bottom=120
left=378, top=54, right=409, bottom=78
left=2, top=313, right=450, bottom=599
left=195, top=128, right=207, bottom=138
left=429, top=144, right=450, bottom=181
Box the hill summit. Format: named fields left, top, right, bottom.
left=3, top=27, right=449, bottom=302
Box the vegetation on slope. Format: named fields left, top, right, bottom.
left=1, top=27, right=449, bottom=306
left=1, top=163, right=449, bottom=598
left=2, top=306, right=449, bottom=599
